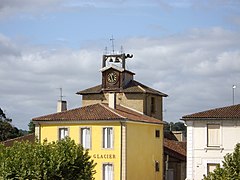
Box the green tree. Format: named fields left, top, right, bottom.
left=28, top=120, right=35, bottom=133
left=164, top=121, right=187, bottom=136
left=204, top=143, right=240, bottom=180
left=0, top=137, right=96, bottom=179
left=0, top=108, right=23, bottom=141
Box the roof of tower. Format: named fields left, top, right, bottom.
left=77, top=80, right=168, bottom=96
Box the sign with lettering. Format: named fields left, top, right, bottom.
left=93, top=154, right=116, bottom=159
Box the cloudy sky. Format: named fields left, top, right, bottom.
left=0, top=0, right=240, bottom=130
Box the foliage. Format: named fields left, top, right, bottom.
left=0, top=108, right=23, bottom=141
left=0, top=137, right=96, bottom=180
left=204, top=143, right=240, bottom=180
left=28, top=120, right=35, bottom=133
left=164, top=121, right=187, bottom=136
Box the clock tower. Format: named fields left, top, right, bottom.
left=101, top=53, right=134, bottom=91
left=77, top=51, right=167, bottom=120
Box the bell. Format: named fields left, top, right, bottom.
left=109, top=58, right=113, bottom=62
left=114, top=57, right=120, bottom=63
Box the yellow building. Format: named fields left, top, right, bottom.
left=33, top=53, right=167, bottom=180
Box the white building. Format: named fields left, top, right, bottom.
left=182, top=104, right=240, bottom=180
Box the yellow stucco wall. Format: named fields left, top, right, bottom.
left=40, top=122, right=121, bottom=180
left=39, top=120, right=163, bottom=180
left=126, top=122, right=163, bottom=180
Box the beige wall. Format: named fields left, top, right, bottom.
left=82, top=94, right=107, bottom=107
left=82, top=93, right=163, bottom=120
left=144, top=94, right=163, bottom=120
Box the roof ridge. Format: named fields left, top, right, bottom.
left=2, top=133, right=35, bottom=143
left=132, top=80, right=168, bottom=96
left=119, top=104, right=144, bottom=115
left=33, top=104, right=100, bottom=120
left=182, top=104, right=240, bottom=119
left=100, top=103, right=126, bottom=119
left=117, top=104, right=164, bottom=124
left=137, top=84, right=146, bottom=92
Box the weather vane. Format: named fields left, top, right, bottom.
left=110, top=35, right=115, bottom=54
left=102, top=36, right=133, bottom=69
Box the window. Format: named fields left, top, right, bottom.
left=81, top=127, right=91, bottom=149
left=103, top=163, right=113, bottom=180
left=207, top=163, right=219, bottom=175
left=155, top=130, right=160, bottom=138
left=151, top=97, right=156, bottom=113
left=103, top=127, right=113, bottom=149
left=155, top=161, right=160, bottom=172
left=207, top=124, right=220, bottom=147
left=59, top=128, right=68, bottom=140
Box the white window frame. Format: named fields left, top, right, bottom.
left=207, top=124, right=220, bottom=147
left=207, top=163, right=219, bottom=175
left=203, top=159, right=222, bottom=175
left=80, top=127, right=91, bottom=149
left=103, top=127, right=114, bottom=149
left=103, top=163, right=114, bottom=180
left=58, top=127, right=69, bottom=140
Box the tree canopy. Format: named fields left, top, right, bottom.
left=28, top=120, right=35, bottom=133
left=164, top=121, right=186, bottom=136
left=204, top=143, right=240, bottom=180
left=0, top=137, right=96, bottom=179
left=0, top=108, right=23, bottom=141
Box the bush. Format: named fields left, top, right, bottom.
left=0, top=138, right=96, bottom=179
left=204, top=143, right=240, bottom=180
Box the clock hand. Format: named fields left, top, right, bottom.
left=110, top=74, right=114, bottom=81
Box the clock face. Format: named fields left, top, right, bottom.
left=107, top=72, right=118, bottom=84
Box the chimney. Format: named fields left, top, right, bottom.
left=109, top=93, right=116, bottom=109
left=57, top=100, right=67, bottom=112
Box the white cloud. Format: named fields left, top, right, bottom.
left=0, top=33, right=102, bottom=129
left=0, top=0, right=70, bottom=19
left=122, top=27, right=240, bottom=121
left=1, top=27, right=240, bottom=129
left=0, top=0, right=133, bottom=19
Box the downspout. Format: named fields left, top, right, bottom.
left=120, top=121, right=123, bottom=180
left=120, top=121, right=126, bottom=180
left=165, top=155, right=169, bottom=180
left=39, top=124, right=41, bottom=143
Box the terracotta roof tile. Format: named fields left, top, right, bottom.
left=33, top=104, right=122, bottom=121
left=113, top=104, right=163, bottom=124
left=77, top=80, right=168, bottom=97
left=164, top=138, right=186, bottom=160
left=123, top=80, right=168, bottom=96
left=33, top=103, right=163, bottom=124
left=77, top=85, right=102, bottom=94
left=182, top=104, right=240, bottom=120
left=1, top=133, right=35, bottom=147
